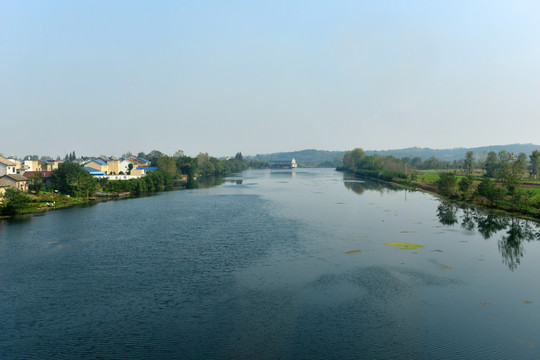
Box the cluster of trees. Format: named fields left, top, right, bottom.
left=347, top=149, right=540, bottom=175
left=340, top=148, right=410, bottom=180
left=436, top=149, right=540, bottom=213
left=0, top=188, right=31, bottom=216
left=341, top=148, right=479, bottom=175
left=99, top=171, right=174, bottom=194
left=45, top=150, right=251, bottom=198
left=141, top=151, right=250, bottom=179
left=341, top=147, right=540, bottom=214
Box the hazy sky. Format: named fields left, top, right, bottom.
left=2, top=1, right=540, bottom=158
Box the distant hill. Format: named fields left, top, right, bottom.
left=248, top=149, right=345, bottom=167
left=364, top=143, right=540, bottom=161
left=248, top=144, right=540, bottom=167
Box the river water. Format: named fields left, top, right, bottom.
left=1, top=168, right=540, bottom=359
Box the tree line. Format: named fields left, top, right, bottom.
left=340, top=148, right=540, bottom=178
left=339, top=147, right=540, bottom=217
left=1, top=151, right=254, bottom=216
left=30, top=151, right=253, bottom=198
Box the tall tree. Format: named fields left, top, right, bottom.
left=517, top=152, right=528, bottom=175
left=173, top=150, right=185, bottom=158
left=530, top=150, right=540, bottom=179
left=156, top=155, right=178, bottom=177
left=463, top=151, right=475, bottom=175
left=52, top=162, right=96, bottom=197
left=196, top=153, right=215, bottom=176
left=177, top=155, right=196, bottom=178
left=28, top=173, right=44, bottom=194
left=436, top=172, right=457, bottom=197
left=146, top=150, right=164, bottom=165
left=498, top=151, right=524, bottom=195
left=484, top=151, right=498, bottom=177
left=342, top=148, right=365, bottom=172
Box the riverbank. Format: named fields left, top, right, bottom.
left=340, top=169, right=540, bottom=221
left=1, top=174, right=222, bottom=218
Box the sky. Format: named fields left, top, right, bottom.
left=2, top=1, right=540, bottom=158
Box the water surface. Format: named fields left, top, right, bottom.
left=1, top=169, right=540, bottom=359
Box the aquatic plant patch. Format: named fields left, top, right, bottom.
left=384, top=242, right=424, bottom=250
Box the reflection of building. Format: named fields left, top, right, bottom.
left=269, top=158, right=297, bottom=169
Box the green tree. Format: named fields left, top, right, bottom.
left=52, top=162, right=96, bottom=197
left=498, top=151, right=524, bottom=195
left=28, top=172, right=44, bottom=194
left=477, top=178, right=506, bottom=205
left=464, top=151, right=475, bottom=175
left=196, top=153, right=215, bottom=176
left=177, top=155, right=196, bottom=179
left=0, top=188, right=31, bottom=215
left=484, top=151, right=498, bottom=177
left=530, top=150, right=540, bottom=179
left=436, top=172, right=457, bottom=197
left=173, top=149, right=185, bottom=158
left=458, top=175, right=474, bottom=198
left=146, top=150, right=164, bottom=165
left=517, top=152, right=528, bottom=175
left=156, top=155, right=178, bottom=178
left=342, top=148, right=366, bottom=172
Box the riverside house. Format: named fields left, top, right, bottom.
left=0, top=157, right=17, bottom=176
left=0, top=174, right=29, bottom=196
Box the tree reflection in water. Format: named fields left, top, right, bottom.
left=436, top=202, right=460, bottom=226
left=343, top=175, right=401, bottom=196
left=436, top=201, right=540, bottom=270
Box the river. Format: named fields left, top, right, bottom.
left=1, top=168, right=540, bottom=359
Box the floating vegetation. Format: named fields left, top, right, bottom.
left=357, top=235, right=368, bottom=239
left=345, top=249, right=362, bottom=255
left=432, top=249, right=443, bottom=253
left=336, top=202, right=345, bottom=205
left=400, top=231, right=416, bottom=234
left=515, top=338, right=536, bottom=349
left=384, top=242, right=424, bottom=250
left=522, top=300, right=533, bottom=304
left=459, top=240, right=468, bottom=243
left=480, top=302, right=497, bottom=307
left=434, top=232, right=445, bottom=234
left=440, top=266, right=453, bottom=271
left=477, top=258, right=485, bottom=261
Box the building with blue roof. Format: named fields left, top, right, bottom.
left=82, top=167, right=106, bottom=176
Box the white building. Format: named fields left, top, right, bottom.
left=0, top=157, right=17, bottom=176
